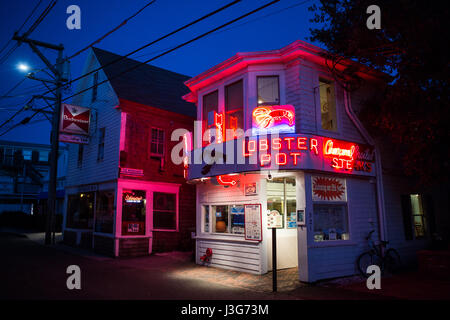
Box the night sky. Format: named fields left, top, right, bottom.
left=0, top=0, right=319, bottom=145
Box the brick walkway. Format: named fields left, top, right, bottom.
left=171, top=264, right=304, bottom=293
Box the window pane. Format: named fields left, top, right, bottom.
left=66, top=192, right=95, bottom=229
left=39, top=151, right=49, bottom=162
left=95, top=190, right=115, bottom=233
left=410, top=194, right=424, bottom=215
left=122, top=190, right=146, bottom=235
left=202, top=91, right=219, bottom=122
left=257, top=76, right=279, bottom=105
left=23, top=150, right=32, bottom=161
left=202, top=91, right=219, bottom=145
left=203, top=205, right=210, bottom=232
left=266, top=177, right=285, bottom=229
left=212, top=205, right=229, bottom=233
left=230, top=205, right=245, bottom=235
left=225, top=80, right=244, bottom=137
left=154, top=211, right=176, bottom=230
left=313, top=204, right=349, bottom=241
left=154, top=192, right=176, bottom=211
left=286, top=177, right=297, bottom=228
left=319, top=79, right=337, bottom=131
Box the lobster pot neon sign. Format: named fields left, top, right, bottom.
left=252, top=105, right=295, bottom=135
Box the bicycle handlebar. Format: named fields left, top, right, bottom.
left=366, top=230, right=375, bottom=240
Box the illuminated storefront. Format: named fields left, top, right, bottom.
left=182, top=40, right=390, bottom=282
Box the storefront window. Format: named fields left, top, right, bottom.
left=230, top=205, right=245, bottom=235
left=267, top=177, right=297, bottom=229
left=203, top=205, right=210, bottom=232
left=66, top=192, right=95, bottom=229
left=313, top=204, right=349, bottom=241
left=121, top=190, right=146, bottom=235
left=212, top=205, right=229, bottom=233
left=153, top=192, right=177, bottom=230
left=95, top=190, right=115, bottom=234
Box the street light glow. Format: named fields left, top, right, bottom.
left=17, top=63, right=30, bottom=72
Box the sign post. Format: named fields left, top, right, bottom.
left=272, top=227, right=277, bottom=292
left=267, top=209, right=282, bottom=292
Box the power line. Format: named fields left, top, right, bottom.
left=68, top=0, right=157, bottom=60
left=0, top=0, right=43, bottom=56
left=63, top=0, right=281, bottom=103
left=40, top=0, right=242, bottom=98
left=0, top=0, right=57, bottom=64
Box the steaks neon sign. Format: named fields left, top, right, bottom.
left=241, top=136, right=373, bottom=173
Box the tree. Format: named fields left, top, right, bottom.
left=309, top=0, right=450, bottom=185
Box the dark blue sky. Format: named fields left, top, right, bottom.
left=0, top=0, right=320, bottom=145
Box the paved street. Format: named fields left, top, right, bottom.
left=1, top=232, right=447, bottom=300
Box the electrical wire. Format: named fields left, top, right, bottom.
left=67, top=0, right=157, bottom=60
left=62, top=0, right=281, bottom=103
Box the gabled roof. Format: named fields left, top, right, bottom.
left=92, top=47, right=195, bottom=118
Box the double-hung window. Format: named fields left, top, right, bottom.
left=202, top=90, right=219, bottom=145
left=150, top=128, right=164, bottom=157
left=97, top=127, right=105, bottom=161
left=319, top=78, right=337, bottom=131
left=225, top=79, right=244, bottom=139
left=153, top=192, right=177, bottom=230
left=257, top=76, right=280, bottom=106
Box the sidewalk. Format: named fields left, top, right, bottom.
left=2, top=229, right=448, bottom=300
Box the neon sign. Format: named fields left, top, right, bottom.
left=216, top=175, right=238, bottom=186
left=323, top=139, right=356, bottom=171
left=214, top=111, right=224, bottom=144
left=187, top=134, right=376, bottom=180
left=252, top=105, right=295, bottom=135
left=124, top=194, right=143, bottom=203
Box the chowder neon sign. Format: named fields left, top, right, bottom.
left=252, top=105, right=295, bottom=135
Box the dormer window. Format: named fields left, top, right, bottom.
left=319, top=78, right=337, bottom=131
left=257, top=76, right=279, bottom=106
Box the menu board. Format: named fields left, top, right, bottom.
left=244, top=204, right=262, bottom=241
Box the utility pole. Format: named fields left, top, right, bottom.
left=12, top=33, right=66, bottom=245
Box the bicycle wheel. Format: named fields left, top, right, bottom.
left=384, top=248, right=402, bottom=274
left=357, top=251, right=382, bottom=278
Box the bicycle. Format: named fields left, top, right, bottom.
left=357, top=230, right=402, bottom=277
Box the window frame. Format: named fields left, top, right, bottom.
left=97, top=127, right=105, bottom=162
left=77, top=144, right=84, bottom=168
left=152, top=191, right=178, bottom=231
left=149, top=127, right=165, bottom=158
left=316, top=76, right=340, bottom=134
left=266, top=177, right=297, bottom=230
left=201, top=203, right=246, bottom=237
left=224, top=79, right=244, bottom=139
left=257, top=75, right=280, bottom=106
left=402, top=194, right=429, bottom=240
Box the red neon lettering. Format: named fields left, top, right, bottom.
left=284, top=137, right=295, bottom=150
left=259, top=138, right=268, bottom=151
left=324, top=139, right=355, bottom=160
left=214, top=112, right=224, bottom=144
left=297, top=137, right=307, bottom=150
left=248, top=140, right=257, bottom=152
left=275, top=153, right=287, bottom=165
left=291, top=152, right=301, bottom=165
left=217, top=175, right=237, bottom=186
left=310, top=138, right=319, bottom=155
left=260, top=154, right=271, bottom=166
left=272, top=137, right=282, bottom=150
left=242, top=140, right=250, bottom=157
left=345, top=160, right=353, bottom=170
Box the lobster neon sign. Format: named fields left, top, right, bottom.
left=252, top=105, right=295, bottom=135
